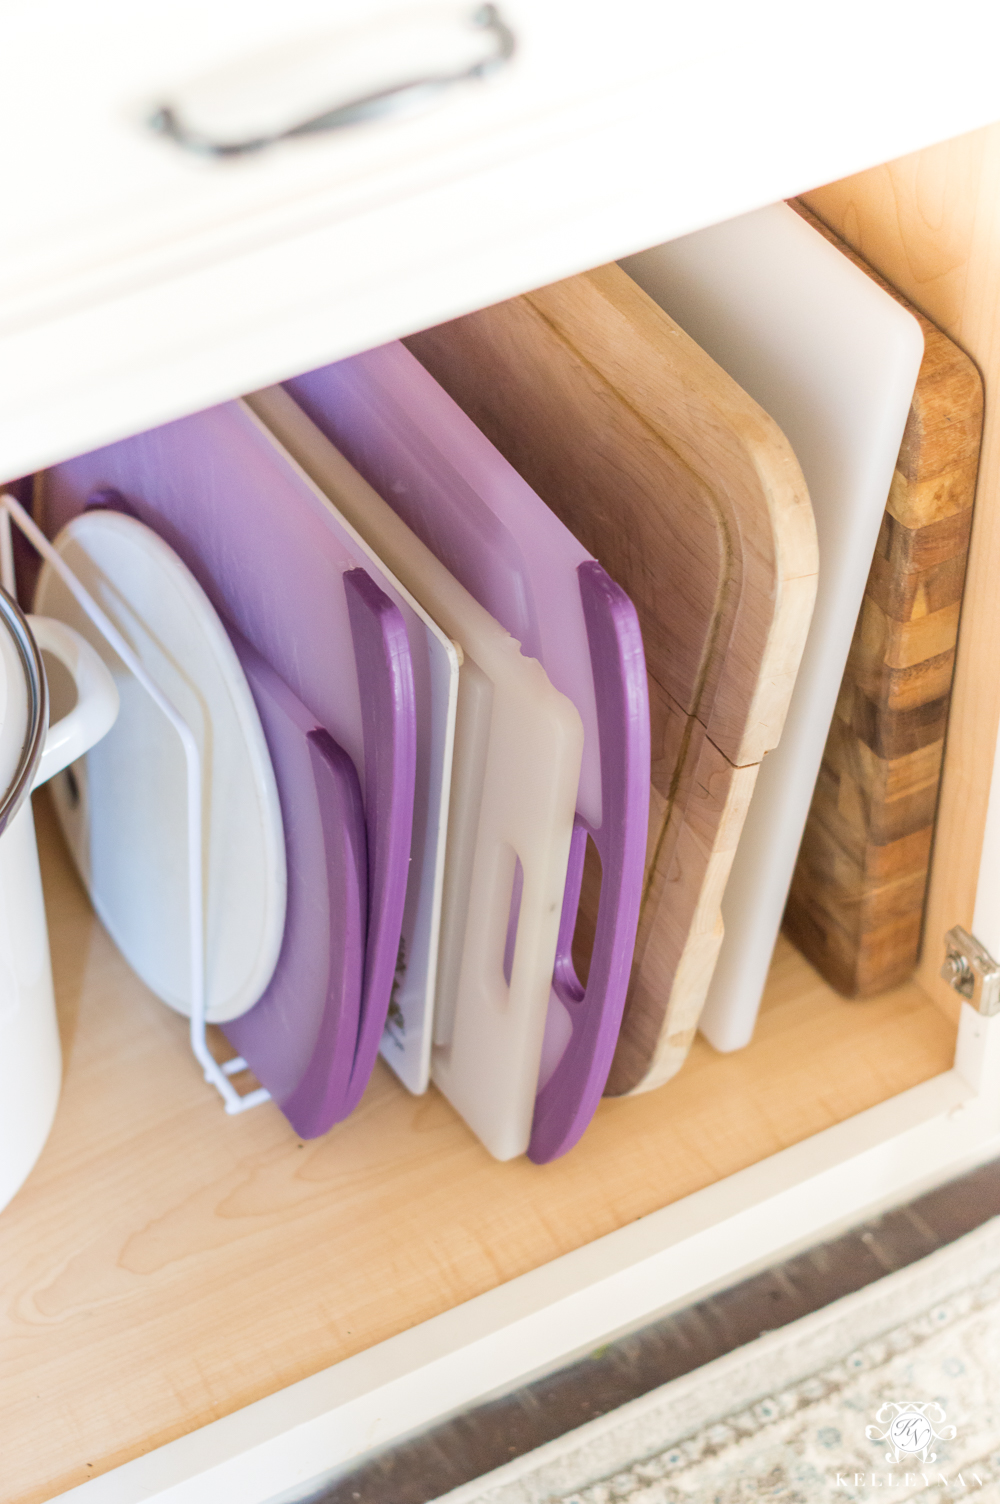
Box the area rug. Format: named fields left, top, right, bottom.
left=435, top=1216, right=1000, bottom=1503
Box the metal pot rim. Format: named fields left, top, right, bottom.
left=0, top=586, right=48, bottom=836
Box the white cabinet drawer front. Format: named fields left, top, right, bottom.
left=0, top=0, right=691, bottom=325
left=3, top=0, right=1000, bottom=332
left=3, top=1, right=1000, bottom=483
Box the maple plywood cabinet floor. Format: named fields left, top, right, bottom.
left=0, top=792, right=957, bottom=1504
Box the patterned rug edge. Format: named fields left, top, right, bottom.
left=431, top=1214, right=1000, bottom=1503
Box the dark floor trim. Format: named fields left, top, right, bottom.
left=311, top=1157, right=1000, bottom=1504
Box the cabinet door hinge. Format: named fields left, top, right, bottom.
left=941, top=926, right=1000, bottom=1015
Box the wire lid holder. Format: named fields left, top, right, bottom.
left=0, top=493, right=269, bottom=1115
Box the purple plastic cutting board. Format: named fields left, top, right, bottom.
left=225, top=577, right=415, bottom=1128
left=285, top=344, right=650, bottom=1162
left=44, top=416, right=418, bottom=1134
left=223, top=624, right=367, bottom=1135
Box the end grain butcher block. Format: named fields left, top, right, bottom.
left=406, top=264, right=818, bottom=1096
left=784, top=201, right=983, bottom=997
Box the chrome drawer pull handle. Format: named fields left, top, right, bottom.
left=147, top=4, right=516, bottom=159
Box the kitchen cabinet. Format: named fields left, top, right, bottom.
left=3, top=7, right=1000, bottom=1501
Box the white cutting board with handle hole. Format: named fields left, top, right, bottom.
left=622, top=202, right=925, bottom=1051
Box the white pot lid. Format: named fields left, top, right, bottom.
left=0, top=588, right=47, bottom=835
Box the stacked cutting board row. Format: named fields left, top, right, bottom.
left=27, top=202, right=981, bottom=1166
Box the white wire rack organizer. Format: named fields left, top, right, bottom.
left=0, top=492, right=270, bottom=1115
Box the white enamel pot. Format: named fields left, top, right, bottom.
left=0, top=590, right=118, bottom=1213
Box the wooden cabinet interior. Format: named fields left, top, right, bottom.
left=802, top=121, right=1000, bottom=1025
left=4, top=122, right=1000, bottom=1504
left=3, top=793, right=954, bottom=1504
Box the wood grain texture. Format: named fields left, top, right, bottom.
left=802, top=127, right=1000, bottom=1020
left=784, top=201, right=983, bottom=997
left=2, top=794, right=954, bottom=1504
left=404, top=264, right=818, bottom=1096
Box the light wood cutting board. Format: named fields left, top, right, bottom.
left=406, top=263, right=818, bottom=1095
left=783, top=202, right=983, bottom=996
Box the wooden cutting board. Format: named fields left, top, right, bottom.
left=783, top=201, right=983, bottom=996
left=406, top=263, right=818, bottom=1095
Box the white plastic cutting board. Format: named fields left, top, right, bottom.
left=622, top=202, right=925, bottom=1051
left=35, top=511, right=287, bottom=1023
left=250, top=387, right=584, bottom=1162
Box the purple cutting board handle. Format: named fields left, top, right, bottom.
left=342, top=567, right=417, bottom=1115
left=527, top=561, right=650, bottom=1164
left=222, top=629, right=367, bottom=1140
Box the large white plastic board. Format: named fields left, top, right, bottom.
left=622, top=203, right=925, bottom=1051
